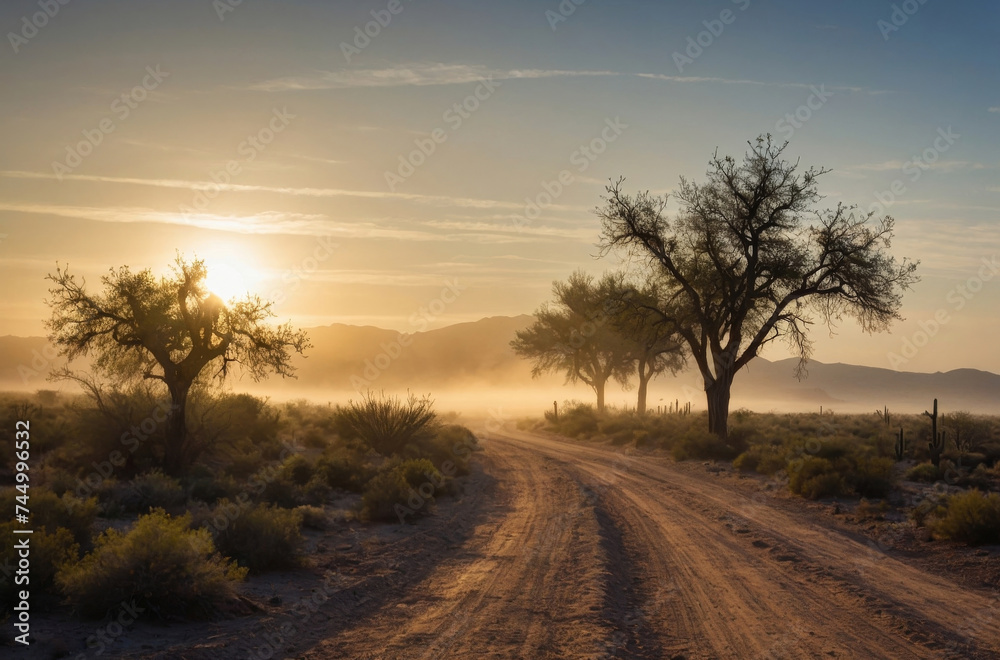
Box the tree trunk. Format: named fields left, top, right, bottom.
left=706, top=376, right=732, bottom=439
left=163, top=380, right=190, bottom=475
left=595, top=380, right=606, bottom=414
left=637, top=374, right=650, bottom=416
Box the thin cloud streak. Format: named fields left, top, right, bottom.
left=248, top=63, right=889, bottom=94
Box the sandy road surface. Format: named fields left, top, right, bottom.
left=303, top=428, right=1000, bottom=659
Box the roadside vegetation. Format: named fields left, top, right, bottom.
left=0, top=388, right=478, bottom=622
left=523, top=401, right=1000, bottom=545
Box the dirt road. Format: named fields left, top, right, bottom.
left=302, top=428, right=999, bottom=659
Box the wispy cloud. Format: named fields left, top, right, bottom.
left=248, top=62, right=889, bottom=94
left=990, top=107, right=1000, bottom=114
left=0, top=170, right=526, bottom=210
left=839, top=160, right=992, bottom=175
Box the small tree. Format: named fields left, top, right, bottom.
left=46, top=255, right=310, bottom=474
left=512, top=271, right=633, bottom=413
left=612, top=280, right=686, bottom=414
left=598, top=136, right=918, bottom=437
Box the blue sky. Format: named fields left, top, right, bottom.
left=0, top=0, right=997, bottom=372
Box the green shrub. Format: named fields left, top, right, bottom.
left=280, top=454, right=315, bottom=486
left=188, top=472, right=241, bottom=505
left=852, top=457, right=896, bottom=499
left=210, top=502, right=304, bottom=573
left=0, top=523, right=79, bottom=614
left=96, top=470, right=186, bottom=516
left=362, top=469, right=414, bottom=522
left=671, top=428, right=737, bottom=462
left=0, top=488, right=97, bottom=547
left=57, top=509, right=245, bottom=618
left=317, top=448, right=372, bottom=492
left=788, top=457, right=846, bottom=499
left=733, top=444, right=787, bottom=475
left=906, top=462, right=941, bottom=483
left=930, top=490, right=1000, bottom=545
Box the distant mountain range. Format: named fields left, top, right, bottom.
left=2, top=315, right=998, bottom=414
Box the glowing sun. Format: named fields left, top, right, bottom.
left=203, top=260, right=258, bottom=302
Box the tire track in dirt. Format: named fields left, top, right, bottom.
left=302, top=436, right=615, bottom=659
left=499, top=429, right=1000, bottom=659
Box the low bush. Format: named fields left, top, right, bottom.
left=317, top=447, right=372, bottom=492
left=0, top=523, right=79, bottom=614
left=788, top=457, right=847, bottom=499
left=361, top=469, right=413, bottom=523
left=296, top=505, right=329, bottom=530
left=210, top=501, right=304, bottom=573
left=280, top=454, right=316, bottom=486
left=852, top=456, right=895, bottom=499
left=733, top=444, right=787, bottom=475
left=906, top=462, right=941, bottom=483
left=335, top=391, right=438, bottom=456
left=95, top=470, right=186, bottom=516
left=671, top=428, right=738, bottom=462
left=0, top=488, right=97, bottom=547
left=930, top=490, right=1000, bottom=545
left=57, top=509, right=245, bottom=619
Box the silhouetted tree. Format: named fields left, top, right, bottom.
left=611, top=279, right=686, bottom=414
left=46, top=255, right=310, bottom=473
left=598, top=136, right=918, bottom=437
left=512, top=271, right=633, bottom=413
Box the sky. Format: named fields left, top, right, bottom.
left=0, top=0, right=998, bottom=374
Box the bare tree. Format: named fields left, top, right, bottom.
left=598, top=136, right=918, bottom=437
left=46, top=255, right=310, bottom=473
left=512, top=271, right=633, bottom=413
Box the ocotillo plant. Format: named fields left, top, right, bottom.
left=893, top=426, right=906, bottom=461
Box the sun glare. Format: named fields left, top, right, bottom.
left=203, top=260, right=256, bottom=302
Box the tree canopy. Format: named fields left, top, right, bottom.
left=598, top=136, right=918, bottom=437
left=46, top=255, right=310, bottom=473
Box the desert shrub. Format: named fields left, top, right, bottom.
left=852, top=456, right=896, bottom=498
left=550, top=402, right=600, bottom=438
left=906, top=462, right=941, bottom=483
left=188, top=471, right=241, bottom=505
left=0, top=523, right=79, bottom=614
left=317, top=447, right=372, bottom=492
left=335, top=391, right=438, bottom=456
left=280, top=454, right=316, bottom=486
left=412, top=424, right=477, bottom=474
left=0, top=488, right=97, bottom=547
left=296, top=505, right=329, bottom=530
left=96, top=470, right=186, bottom=516
left=362, top=466, right=422, bottom=523
left=210, top=502, right=304, bottom=573
left=57, top=509, right=246, bottom=619
left=257, top=471, right=301, bottom=509
left=788, top=457, right=846, bottom=499
left=930, top=490, right=1000, bottom=545
left=733, top=444, right=787, bottom=475
left=671, top=428, right=737, bottom=462
left=960, top=464, right=999, bottom=491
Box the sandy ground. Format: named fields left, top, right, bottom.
left=12, top=426, right=1000, bottom=659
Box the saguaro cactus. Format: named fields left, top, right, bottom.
left=924, top=398, right=945, bottom=467
left=894, top=426, right=906, bottom=461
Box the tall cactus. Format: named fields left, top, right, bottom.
left=894, top=426, right=906, bottom=461
left=924, top=398, right=945, bottom=467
